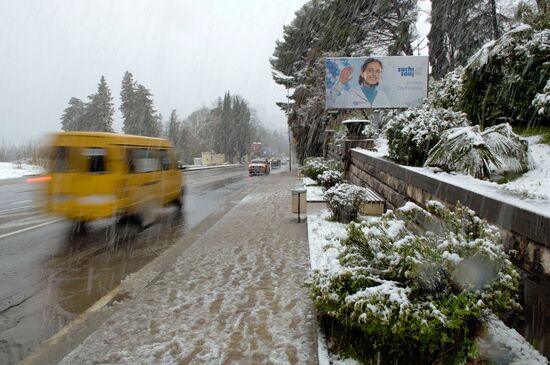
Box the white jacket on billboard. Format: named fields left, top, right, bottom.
left=325, top=56, right=429, bottom=109
left=327, top=80, right=391, bottom=108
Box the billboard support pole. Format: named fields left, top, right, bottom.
left=373, top=110, right=380, bottom=129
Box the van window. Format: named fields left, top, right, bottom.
left=159, top=150, right=171, bottom=170
left=81, top=148, right=107, bottom=173
left=50, top=146, right=78, bottom=172
left=51, top=146, right=69, bottom=172
left=128, top=148, right=160, bottom=173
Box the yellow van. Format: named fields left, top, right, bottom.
left=44, top=132, right=184, bottom=226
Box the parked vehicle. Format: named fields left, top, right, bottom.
left=270, top=158, right=281, bottom=169
left=248, top=158, right=270, bottom=175
left=43, top=132, right=184, bottom=226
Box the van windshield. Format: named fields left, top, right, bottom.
left=50, top=146, right=77, bottom=172
left=50, top=146, right=108, bottom=173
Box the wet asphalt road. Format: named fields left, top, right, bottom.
left=0, top=165, right=277, bottom=365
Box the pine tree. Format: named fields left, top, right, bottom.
left=153, top=112, right=163, bottom=137
left=81, top=76, right=114, bottom=132
left=210, top=97, right=223, bottom=152
left=60, top=97, right=85, bottom=131
left=429, top=0, right=505, bottom=79
left=124, top=82, right=158, bottom=136
left=212, top=92, right=231, bottom=156
left=121, top=71, right=137, bottom=134
left=166, top=110, right=180, bottom=147
left=234, top=98, right=252, bottom=162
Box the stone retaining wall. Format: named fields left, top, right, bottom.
left=346, top=149, right=550, bottom=277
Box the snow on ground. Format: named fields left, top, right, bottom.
left=502, top=136, right=550, bottom=200
left=306, top=185, right=325, bottom=202
left=0, top=162, right=44, bottom=179
left=302, top=177, right=327, bottom=201
left=307, top=210, right=347, bottom=271
left=307, top=210, right=360, bottom=365
left=303, top=177, right=317, bottom=186
left=479, top=315, right=549, bottom=365
left=359, top=135, right=550, bottom=218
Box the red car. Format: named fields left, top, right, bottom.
left=248, top=158, right=270, bottom=176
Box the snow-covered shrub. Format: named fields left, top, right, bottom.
left=427, top=67, right=464, bottom=111
left=309, top=201, right=520, bottom=364
left=324, top=183, right=370, bottom=223
left=462, top=25, right=550, bottom=128
left=302, top=157, right=339, bottom=182
left=385, top=105, right=470, bottom=166
left=361, top=120, right=380, bottom=139
left=425, top=123, right=530, bottom=180
left=532, top=78, right=550, bottom=117
left=317, top=170, right=343, bottom=190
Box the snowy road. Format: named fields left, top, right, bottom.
left=0, top=165, right=271, bottom=365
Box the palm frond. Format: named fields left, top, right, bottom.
left=425, top=126, right=500, bottom=179
left=482, top=123, right=521, bottom=157
left=481, top=123, right=530, bottom=173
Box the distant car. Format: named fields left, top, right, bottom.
left=248, top=158, right=270, bottom=176
left=271, top=158, right=281, bottom=169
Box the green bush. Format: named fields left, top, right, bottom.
left=302, top=157, right=339, bottom=182
left=385, top=105, right=469, bottom=166
left=324, top=183, right=370, bottom=223
left=462, top=25, right=550, bottom=129
left=532, top=78, right=550, bottom=120
left=317, top=170, right=343, bottom=190
left=309, top=201, right=520, bottom=364
left=427, top=67, right=464, bottom=111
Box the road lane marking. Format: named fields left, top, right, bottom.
left=0, top=218, right=64, bottom=240
left=18, top=283, right=124, bottom=365
left=0, top=217, right=57, bottom=230
left=0, top=211, right=38, bottom=219
left=9, top=199, right=32, bottom=205
left=0, top=205, right=33, bottom=214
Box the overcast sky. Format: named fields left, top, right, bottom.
left=0, top=0, right=309, bottom=145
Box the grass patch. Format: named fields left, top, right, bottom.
left=514, top=126, right=550, bottom=145
left=495, top=170, right=525, bottom=184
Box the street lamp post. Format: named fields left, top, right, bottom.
left=287, top=87, right=292, bottom=172
left=273, top=69, right=294, bottom=173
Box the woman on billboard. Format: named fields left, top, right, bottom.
left=327, top=58, right=391, bottom=108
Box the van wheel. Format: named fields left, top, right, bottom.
left=132, top=199, right=160, bottom=229
left=173, top=188, right=184, bottom=208
left=72, top=220, right=87, bottom=234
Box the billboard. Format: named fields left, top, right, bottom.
left=325, top=56, right=429, bottom=109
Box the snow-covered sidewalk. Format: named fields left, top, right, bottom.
left=59, top=173, right=318, bottom=364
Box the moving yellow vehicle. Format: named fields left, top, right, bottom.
left=43, top=132, right=184, bottom=226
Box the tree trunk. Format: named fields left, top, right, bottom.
left=535, top=0, right=548, bottom=14
left=489, top=0, right=500, bottom=39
